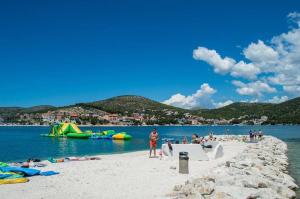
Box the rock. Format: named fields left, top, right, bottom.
left=210, top=191, right=235, bottom=199
left=195, top=180, right=215, bottom=195
left=181, top=184, right=196, bottom=196
left=174, top=185, right=183, bottom=191
left=277, top=186, right=297, bottom=198
left=257, top=182, right=268, bottom=188
left=169, top=136, right=297, bottom=199
left=249, top=188, right=283, bottom=199
left=225, top=161, right=231, bottom=167
left=186, top=192, right=205, bottom=199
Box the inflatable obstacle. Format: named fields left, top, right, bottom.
left=112, top=132, right=132, bottom=140
left=42, top=123, right=91, bottom=139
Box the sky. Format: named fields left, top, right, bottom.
left=0, top=0, right=299, bottom=108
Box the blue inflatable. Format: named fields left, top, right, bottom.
left=0, top=167, right=40, bottom=176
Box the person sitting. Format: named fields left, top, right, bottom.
left=258, top=129, right=263, bottom=139
left=208, top=132, right=214, bottom=140
left=249, top=130, right=254, bottom=142
left=191, top=134, right=199, bottom=144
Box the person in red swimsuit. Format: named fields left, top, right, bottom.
left=149, top=128, right=159, bottom=158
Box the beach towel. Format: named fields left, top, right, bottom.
left=0, top=166, right=40, bottom=176
left=40, top=171, right=59, bottom=176
left=0, top=173, right=12, bottom=179
left=0, top=171, right=24, bottom=180
left=0, top=162, right=8, bottom=167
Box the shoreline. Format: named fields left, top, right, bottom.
left=0, top=135, right=298, bottom=198
left=1, top=124, right=300, bottom=127
left=0, top=137, right=246, bottom=199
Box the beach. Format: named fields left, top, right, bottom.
left=0, top=140, right=245, bottom=199
left=0, top=136, right=298, bottom=199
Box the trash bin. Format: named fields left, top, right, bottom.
left=179, top=151, right=189, bottom=174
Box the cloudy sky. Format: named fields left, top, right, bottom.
left=165, top=12, right=300, bottom=108
left=0, top=0, right=299, bottom=108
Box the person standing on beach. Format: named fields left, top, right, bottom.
left=149, top=128, right=159, bottom=158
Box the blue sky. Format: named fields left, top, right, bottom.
left=0, top=0, right=299, bottom=108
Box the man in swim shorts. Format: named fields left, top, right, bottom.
left=149, top=128, right=159, bottom=158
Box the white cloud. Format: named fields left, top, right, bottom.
left=193, top=47, right=261, bottom=80
left=213, top=100, right=234, bottom=108
left=193, top=47, right=235, bottom=74
left=193, top=12, right=300, bottom=97
left=230, top=61, right=260, bottom=80
left=267, top=96, right=289, bottom=104
left=288, top=12, right=300, bottom=27
left=163, top=83, right=216, bottom=109
left=283, top=85, right=300, bottom=94
left=232, top=80, right=276, bottom=96
left=243, top=40, right=278, bottom=65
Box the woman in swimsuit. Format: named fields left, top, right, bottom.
left=149, top=128, right=159, bottom=158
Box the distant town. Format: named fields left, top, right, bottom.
left=0, top=106, right=269, bottom=126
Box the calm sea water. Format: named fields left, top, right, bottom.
left=0, top=125, right=299, bottom=194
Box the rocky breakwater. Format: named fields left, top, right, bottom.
left=169, top=136, right=299, bottom=199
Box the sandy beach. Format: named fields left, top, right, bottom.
left=0, top=141, right=246, bottom=199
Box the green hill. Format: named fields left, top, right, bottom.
left=1, top=95, right=300, bottom=124
left=195, top=102, right=274, bottom=119
left=195, top=97, right=300, bottom=124
left=79, top=95, right=188, bottom=116
left=0, top=105, right=55, bottom=115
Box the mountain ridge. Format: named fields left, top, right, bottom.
left=0, top=95, right=300, bottom=124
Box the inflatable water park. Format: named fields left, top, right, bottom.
left=41, top=122, right=132, bottom=140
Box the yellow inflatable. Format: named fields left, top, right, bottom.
left=112, top=132, right=132, bottom=140
left=0, top=178, right=29, bottom=185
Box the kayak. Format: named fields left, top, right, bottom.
left=112, top=133, right=132, bottom=140
left=66, top=133, right=91, bottom=139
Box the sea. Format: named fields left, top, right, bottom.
left=0, top=125, right=299, bottom=195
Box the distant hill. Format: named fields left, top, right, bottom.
left=1, top=95, right=300, bottom=124
left=195, top=97, right=300, bottom=124
left=0, top=105, right=55, bottom=115
left=195, top=102, right=274, bottom=119
left=268, top=97, right=300, bottom=123
left=79, top=95, right=188, bottom=116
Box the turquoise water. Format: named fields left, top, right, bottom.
left=0, top=125, right=299, bottom=194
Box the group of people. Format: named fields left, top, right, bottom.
left=191, top=133, right=216, bottom=144
left=148, top=128, right=217, bottom=158
left=249, top=129, right=264, bottom=141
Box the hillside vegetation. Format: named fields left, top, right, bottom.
left=195, top=97, right=300, bottom=124
left=1, top=95, right=300, bottom=124
left=80, top=95, right=187, bottom=115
